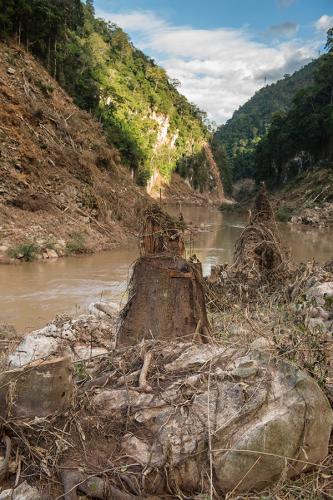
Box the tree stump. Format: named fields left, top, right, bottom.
left=0, top=356, right=73, bottom=419
left=118, top=255, right=210, bottom=346
left=118, top=203, right=211, bottom=346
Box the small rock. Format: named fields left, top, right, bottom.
left=46, top=248, right=58, bottom=259
left=0, top=481, right=40, bottom=499
left=307, top=282, right=333, bottom=307
left=7, top=67, right=16, bottom=75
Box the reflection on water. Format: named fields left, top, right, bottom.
left=0, top=205, right=332, bottom=332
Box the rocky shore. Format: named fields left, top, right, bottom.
left=290, top=201, right=333, bottom=228
left=1, top=192, right=332, bottom=499
left=0, top=256, right=332, bottom=499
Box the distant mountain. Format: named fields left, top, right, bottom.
left=212, top=59, right=320, bottom=181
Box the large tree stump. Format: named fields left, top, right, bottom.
left=118, top=203, right=211, bottom=346
left=118, top=255, right=210, bottom=346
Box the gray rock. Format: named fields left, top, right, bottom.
left=307, top=282, right=333, bottom=307
left=116, top=343, right=332, bottom=494
left=6, top=67, right=16, bottom=75
left=0, top=481, right=40, bottom=499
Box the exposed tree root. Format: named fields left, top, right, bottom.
left=0, top=434, right=11, bottom=482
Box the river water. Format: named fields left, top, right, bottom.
left=1, top=205, right=332, bottom=333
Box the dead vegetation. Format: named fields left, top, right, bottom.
left=233, top=182, right=287, bottom=279
left=0, top=42, right=148, bottom=258
left=139, top=203, right=186, bottom=257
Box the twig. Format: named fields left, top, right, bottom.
left=207, top=361, right=214, bottom=499
left=138, top=351, right=152, bottom=391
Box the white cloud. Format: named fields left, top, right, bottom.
left=96, top=9, right=320, bottom=123
left=103, top=10, right=168, bottom=33
left=315, top=15, right=333, bottom=32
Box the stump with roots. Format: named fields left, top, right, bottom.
left=118, top=204, right=211, bottom=346
left=233, top=182, right=287, bottom=277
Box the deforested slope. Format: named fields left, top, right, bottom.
left=0, top=41, right=147, bottom=261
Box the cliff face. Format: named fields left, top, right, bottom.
left=0, top=42, right=147, bottom=261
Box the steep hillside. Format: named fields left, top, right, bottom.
left=213, top=59, right=319, bottom=180
left=0, top=0, right=220, bottom=196
left=0, top=41, right=148, bottom=262
left=255, top=32, right=333, bottom=187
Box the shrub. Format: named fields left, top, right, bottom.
left=275, top=206, right=293, bottom=222
left=7, top=242, right=39, bottom=261
left=65, top=232, right=86, bottom=254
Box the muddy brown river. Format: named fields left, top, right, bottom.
left=1, top=206, right=332, bottom=333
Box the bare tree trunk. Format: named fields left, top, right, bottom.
left=18, top=20, right=21, bottom=46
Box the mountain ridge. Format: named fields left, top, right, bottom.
left=212, top=58, right=320, bottom=182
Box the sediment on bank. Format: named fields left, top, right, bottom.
left=229, top=168, right=333, bottom=227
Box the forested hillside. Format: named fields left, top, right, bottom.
left=213, top=58, right=319, bottom=182
left=0, top=0, right=222, bottom=194
left=255, top=30, right=333, bottom=187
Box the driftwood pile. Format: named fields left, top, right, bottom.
left=233, top=182, right=287, bottom=278
left=138, top=204, right=186, bottom=257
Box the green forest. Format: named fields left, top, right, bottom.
left=255, top=30, right=333, bottom=186
left=213, top=59, right=319, bottom=182
left=213, top=29, right=333, bottom=189
left=0, top=0, right=221, bottom=190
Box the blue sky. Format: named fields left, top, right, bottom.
left=94, top=0, right=333, bottom=123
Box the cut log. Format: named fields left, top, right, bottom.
left=0, top=356, right=73, bottom=418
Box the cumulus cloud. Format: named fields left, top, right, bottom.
left=268, top=22, right=299, bottom=38
left=315, top=15, right=333, bottom=32
left=96, top=9, right=320, bottom=123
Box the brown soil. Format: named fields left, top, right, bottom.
left=0, top=41, right=149, bottom=262
left=159, top=173, right=209, bottom=206
left=272, top=168, right=333, bottom=227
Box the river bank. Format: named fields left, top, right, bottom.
left=1, top=206, right=333, bottom=334
left=1, top=189, right=332, bottom=499
left=0, top=249, right=332, bottom=499
left=229, top=168, right=333, bottom=228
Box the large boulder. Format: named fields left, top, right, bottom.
left=69, top=340, right=332, bottom=496
left=1, top=337, right=332, bottom=496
